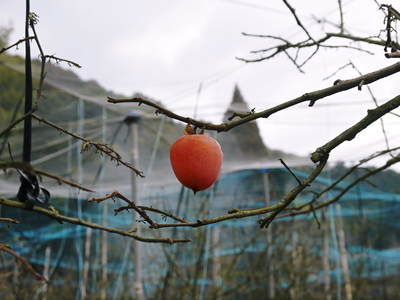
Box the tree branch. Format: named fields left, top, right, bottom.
left=0, top=111, right=33, bottom=139
left=0, top=160, right=95, bottom=193
left=0, top=37, right=35, bottom=55
left=280, top=154, right=400, bottom=219
left=0, top=197, right=190, bottom=244
left=311, top=94, right=400, bottom=163
left=0, top=217, right=20, bottom=224
left=0, top=243, right=48, bottom=282
left=108, top=62, right=400, bottom=132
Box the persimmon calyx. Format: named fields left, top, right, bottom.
left=183, top=124, right=205, bottom=135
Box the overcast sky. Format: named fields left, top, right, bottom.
left=1, top=0, right=399, bottom=170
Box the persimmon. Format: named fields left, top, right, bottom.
left=170, top=128, right=223, bottom=193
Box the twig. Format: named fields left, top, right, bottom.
left=349, top=62, right=392, bottom=154
left=310, top=204, right=321, bottom=229
left=323, top=62, right=353, bottom=81
left=0, top=111, right=34, bottom=140
left=137, top=206, right=188, bottom=223
left=31, top=113, right=144, bottom=177
left=261, top=94, right=400, bottom=225
left=227, top=108, right=255, bottom=121
left=29, top=21, right=81, bottom=102
left=287, top=145, right=400, bottom=212
left=0, top=197, right=190, bottom=244
left=280, top=154, right=400, bottom=219
left=337, top=0, right=344, bottom=33
left=89, top=192, right=157, bottom=228
left=0, top=37, right=35, bottom=54
left=0, top=217, right=20, bottom=224
left=283, top=49, right=305, bottom=73
left=0, top=243, right=47, bottom=282
left=279, top=158, right=306, bottom=186
left=0, top=97, right=24, bottom=157
left=238, top=32, right=397, bottom=64
left=44, top=55, right=81, bottom=68
left=311, top=94, right=400, bottom=163
left=0, top=160, right=95, bottom=193
left=29, top=21, right=46, bottom=101
left=281, top=0, right=314, bottom=41
left=257, top=158, right=327, bottom=228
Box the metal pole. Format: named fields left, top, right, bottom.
left=76, top=99, right=84, bottom=300
left=125, top=111, right=145, bottom=300
left=263, top=172, right=275, bottom=299
left=23, top=0, right=32, bottom=163
left=100, top=107, right=108, bottom=300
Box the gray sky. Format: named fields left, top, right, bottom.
left=1, top=0, right=399, bottom=169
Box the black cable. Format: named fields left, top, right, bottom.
left=17, top=0, right=50, bottom=208
left=23, top=0, right=33, bottom=163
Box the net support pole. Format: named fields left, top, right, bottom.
left=100, top=107, right=108, bottom=300
left=263, top=172, right=275, bottom=299
left=322, top=208, right=332, bottom=300
left=125, top=111, right=145, bottom=300
left=336, top=204, right=353, bottom=300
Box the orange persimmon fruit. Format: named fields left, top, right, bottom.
left=170, top=130, right=223, bottom=193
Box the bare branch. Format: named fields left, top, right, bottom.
left=89, top=192, right=158, bottom=228
left=0, top=111, right=33, bottom=139
left=281, top=154, right=400, bottom=219
left=0, top=197, right=190, bottom=244
left=311, top=95, right=400, bottom=163
left=137, top=206, right=188, bottom=223
left=0, top=160, right=95, bottom=193
left=279, top=158, right=306, bottom=186
left=0, top=217, right=20, bottom=224
left=44, top=55, right=81, bottom=68
left=287, top=145, right=400, bottom=212
left=239, top=32, right=396, bottom=64
left=31, top=113, right=144, bottom=177
left=108, top=62, right=400, bottom=132
left=337, top=0, right=344, bottom=33
left=0, top=37, right=35, bottom=55
left=0, top=243, right=47, bottom=282
left=349, top=63, right=392, bottom=153
left=29, top=21, right=81, bottom=102
left=281, top=0, right=314, bottom=41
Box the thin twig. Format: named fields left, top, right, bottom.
left=279, top=158, right=306, bottom=186
left=0, top=160, right=95, bottom=193
left=89, top=192, right=157, bottom=228
left=287, top=145, right=400, bottom=212
left=238, top=31, right=396, bottom=64
left=337, top=0, right=344, bottom=33
left=0, top=36, right=35, bottom=54
left=0, top=111, right=34, bottom=139
left=44, top=55, right=81, bottom=68
left=311, top=94, right=400, bottom=163
left=0, top=243, right=48, bottom=282
left=31, top=113, right=144, bottom=177
left=282, top=0, right=314, bottom=41
left=280, top=154, right=400, bottom=219
left=0, top=217, right=20, bottom=224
